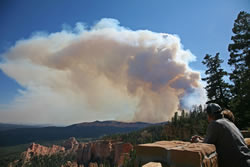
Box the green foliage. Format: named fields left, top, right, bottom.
left=102, top=105, right=208, bottom=167
left=168, top=105, right=208, bottom=140
left=0, top=123, right=141, bottom=147
left=202, top=53, right=231, bottom=108
left=102, top=160, right=112, bottom=167
left=228, top=11, right=250, bottom=129
left=103, top=105, right=208, bottom=145
left=0, top=138, right=81, bottom=167
left=123, top=149, right=136, bottom=167
left=102, top=124, right=166, bottom=145
left=4, top=107, right=208, bottom=167
left=0, top=144, right=29, bottom=167
left=24, top=153, right=76, bottom=167
left=201, top=11, right=250, bottom=129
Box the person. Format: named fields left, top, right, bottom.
left=221, top=109, right=235, bottom=123
left=191, top=103, right=250, bottom=167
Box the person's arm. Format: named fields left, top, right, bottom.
left=203, top=121, right=220, bottom=144
left=191, top=135, right=204, bottom=143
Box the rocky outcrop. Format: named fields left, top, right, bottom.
left=136, top=140, right=218, bottom=167
left=21, top=143, right=65, bottom=163
left=77, top=140, right=133, bottom=166
left=77, top=143, right=92, bottom=164
left=12, top=137, right=133, bottom=167
left=63, top=137, right=79, bottom=151
left=10, top=137, right=223, bottom=167
left=113, top=142, right=133, bottom=166
left=92, top=140, right=113, bottom=160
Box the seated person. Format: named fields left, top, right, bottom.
left=191, top=103, right=250, bottom=167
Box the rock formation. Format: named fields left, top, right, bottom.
left=77, top=143, right=92, bottom=165
left=113, top=142, right=133, bottom=166
left=21, top=143, right=65, bottom=163
left=76, top=140, right=133, bottom=166
left=10, top=137, right=133, bottom=167
left=92, top=140, right=113, bottom=160
left=136, top=140, right=218, bottom=167
left=63, top=137, right=79, bottom=151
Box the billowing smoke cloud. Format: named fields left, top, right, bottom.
left=0, top=18, right=206, bottom=125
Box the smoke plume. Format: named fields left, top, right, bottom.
left=0, top=18, right=206, bottom=125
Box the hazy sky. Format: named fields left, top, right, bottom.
left=0, top=0, right=249, bottom=125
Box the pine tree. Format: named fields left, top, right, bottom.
left=228, top=11, right=250, bottom=128
left=202, top=53, right=230, bottom=108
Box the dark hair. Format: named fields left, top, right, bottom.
left=206, top=103, right=223, bottom=120
left=222, top=109, right=235, bottom=122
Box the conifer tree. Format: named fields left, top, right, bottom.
left=228, top=11, right=250, bottom=128
left=202, top=53, right=230, bottom=108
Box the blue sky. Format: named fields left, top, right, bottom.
left=0, top=0, right=249, bottom=124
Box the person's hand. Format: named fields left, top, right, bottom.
left=191, top=135, right=204, bottom=143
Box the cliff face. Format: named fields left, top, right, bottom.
left=77, top=143, right=92, bottom=165
left=11, top=137, right=133, bottom=167
left=77, top=140, right=133, bottom=166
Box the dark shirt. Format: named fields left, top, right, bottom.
left=204, top=118, right=250, bottom=167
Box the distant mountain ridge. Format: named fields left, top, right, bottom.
left=0, top=120, right=166, bottom=146
left=69, top=120, right=157, bottom=128
left=0, top=123, right=47, bottom=131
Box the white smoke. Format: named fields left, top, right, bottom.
left=0, top=18, right=206, bottom=125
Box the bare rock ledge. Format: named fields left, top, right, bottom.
left=136, top=140, right=218, bottom=167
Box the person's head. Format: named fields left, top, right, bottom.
left=205, top=103, right=222, bottom=122
left=221, top=109, right=235, bottom=122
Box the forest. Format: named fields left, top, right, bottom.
left=202, top=11, right=249, bottom=129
